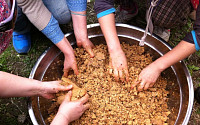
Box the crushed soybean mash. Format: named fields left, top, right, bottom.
left=46, top=43, right=171, bottom=125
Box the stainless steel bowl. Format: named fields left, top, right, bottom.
left=29, top=23, right=194, bottom=125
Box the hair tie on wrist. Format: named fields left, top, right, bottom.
left=71, top=12, right=86, bottom=16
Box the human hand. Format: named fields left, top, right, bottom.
left=63, top=53, right=79, bottom=77
left=39, top=81, right=73, bottom=99
left=76, top=37, right=95, bottom=58
left=55, top=37, right=79, bottom=77
left=131, top=62, right=162, bottom=91
left=71, top=10, right=95, bottom=58
left=109, top=49, right=129, bottom=82
left=55, top=91, right=90, bottom=124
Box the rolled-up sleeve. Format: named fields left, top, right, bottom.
left=183, top=4, right=200, bottom=50
left=94, top=0, right=115, bottom=19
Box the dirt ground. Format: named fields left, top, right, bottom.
left=0, top=1, right=200, bottom=125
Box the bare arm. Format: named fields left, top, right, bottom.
left=98, top=13, right=121, bottom=53
left=152, top=40, right=196, bottom=71
left=60, top=11, right=95, bottom=77
left=56, top=37, right=79, bottom=77
left=0, top=71, right=72, bottom=98
left=133, top=40, right=196, bottom=91
left=71, top=11, right=94, bottom=58
left=98, top=13, right=129, bottom=81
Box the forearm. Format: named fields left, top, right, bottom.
left=153, top=41, right=196, bottom=71
left=72, top=11, right=88, bottom=41
left=66, top=0, right=88, bottom=41
left=0, top=71, right=42, bottom=97
left=98, top=13, right=122, bottom=53
left=40, top=15, right=74, bottom=57
left=56, top=37, right=74, bottom=56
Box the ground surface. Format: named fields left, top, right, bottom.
left=0, top=1, right=200, bottom=125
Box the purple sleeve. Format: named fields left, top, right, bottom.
left=183, top=4, right=200, bottom=47
left=94, top=0, right=115, bottom=18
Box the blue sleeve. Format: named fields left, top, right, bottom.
left=94, top=0, right=115, bottom=18
left=191, top=30, right=200, bottom=51
left=41, top=15, right=64, bottom=44
left=66, top=0, right=87, bottom=12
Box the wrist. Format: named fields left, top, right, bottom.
left=108, top=44, right=123, bottom=54
left=53, top=113, right=70, bottom=125
left=153, top=59, right=167, bottom=72
left=30, top=80, right=43, bottom=96
left=56, top=37, right=74, bottom=56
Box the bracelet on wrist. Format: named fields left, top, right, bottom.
left=71, top=12, right=86, bottom=16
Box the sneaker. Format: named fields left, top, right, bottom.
left=115, top=2, right=138, bottom=23
left=13, top=32, right=31, bottom=54
left=153, top=26, right=170, bottom=42
left=195, top=87, right=200, bottom=104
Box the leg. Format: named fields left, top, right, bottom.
left=42, top=0, right=71, bottom=24
left=13, top=6, right=31, bottom=54
left=14, top=6, right=31, bottom=34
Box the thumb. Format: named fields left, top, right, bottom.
left=131, top=78, right=140, bottom=89
left=64, top=91, right=72, bottom=102
left=85, top=46, right=95, bottom=58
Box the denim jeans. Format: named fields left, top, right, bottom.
left=14, top=0, right=72, bottom=34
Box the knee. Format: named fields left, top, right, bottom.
left=42, top=0, right=72, bottom=24
left=54, top=11, right=72, bottom=24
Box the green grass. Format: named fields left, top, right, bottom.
left=169, top=18, right=194, bottom=47
left=187, top=64, right=200, bottom=75
left=0, top=29, right=52, bottom=77
left=0, top=30, right=52, bottom=124
left=0, top=45, right=12, bottom=72
left=196, top=108, right=200, bottom=114
left=196, top=51, right=200, bottom=57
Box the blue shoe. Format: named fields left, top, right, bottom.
left=13, top=32, right=31, bottom=54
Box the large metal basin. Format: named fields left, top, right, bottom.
left=28, top=23, right=193, bottom=125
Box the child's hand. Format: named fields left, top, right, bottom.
left=51, top=91, right=90, bottom=125
left=109, top=49, right=129, bottom=82
left=131, top=62, right=162, bottom=91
